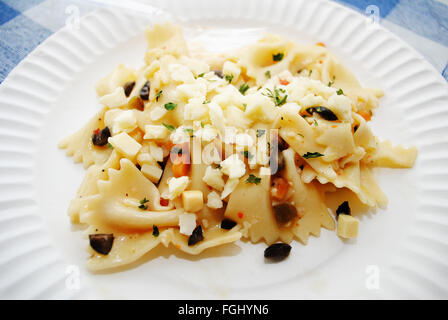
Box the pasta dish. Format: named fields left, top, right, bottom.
left=59, top=23, right=417, bottom=270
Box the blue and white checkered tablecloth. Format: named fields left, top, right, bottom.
left=0, top=0, right=447, bottom=84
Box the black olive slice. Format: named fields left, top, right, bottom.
left=92, top=126, right=111, bottom=146
left=139, top=81, right=150, bottom=100
left=271, top=134, right=288, bottom=152
left=336, top=201, right=351, bottom=217
left=123, top=81, right=135, bottom=97
left=89, top=233, right=114, bottom=255
left=212, top=70, right=223, bottom=78
left=273, top=203, right=298, bottom=226
left=264, top=243, right=291, bottom=261
left=188, top=225, right=204, bottom=246
left=221, top=218, right=237, bottom=230
left=269, top=150, right=285, bottom=175
left=306, top=106, right=338, bottom=121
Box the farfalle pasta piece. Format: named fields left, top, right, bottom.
left=58, top=107, right=112, bottom=168
left=282, top=149, right=335, bottom=243
left=82, top=158, right=182, bottom=230
left=86, top=225, right=241, bottom=271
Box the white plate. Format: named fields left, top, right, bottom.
left=0, top=0, right=447, bottom=299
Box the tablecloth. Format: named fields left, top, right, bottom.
left=0, top=0, right=447, bottom=83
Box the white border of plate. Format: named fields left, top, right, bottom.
left=0, top=0, right=447, bottom=299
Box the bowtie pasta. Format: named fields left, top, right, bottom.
left=59, top=23, right=417, bottom=271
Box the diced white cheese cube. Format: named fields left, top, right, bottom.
left=178, top=213, right=197, bottom=236
left=223, top=126, right=238, bottom=144
left=224, top=105, right=252, bottom=129
left=104, top=109, right=122, bottom=130
left=207, top=191, right=223, bottom=209
left=220, top=154, right=246, bottom=179
left=167, top=176, right=190, bottom=200
left=243, top=93, right=277, bottom=122
left=176, top=83, right=207, bottom=100
left=235, top=133, right=254, bottom=147
left=169, top=63, right=195, bottom=83
left=202, top=166, right=225, bottom=191
left=196, top=125, right=218, bottom=142
left=108, top=132, right=142, bottom=159
left=212, top=85, right=242, bottom=109
left=141, top=163, right=163, bottom=183
left=112, top=110, right=137, bottom=134
left=149, top=106, right=168, bottom=121
left=137, top=151, right=155, bottom=165
left=170, top=126, right=190, bottom=144
left=144, top=125, right=170, bottom=140
left=337, top=214, right=359, bottom=239
left=298, top=93, right=326, bottom=108
left=327, top=94, right=352, bottom=122
left=281, top=102, right=301, bottom=114
left=222, top=61, right=241, bottom=83
left=259, top=167, right=271, bottom=176
left=221, top=178, right=239, bottom=199
left=182, top=190, right=203, bottom=212
left=208, top=102, right=225, bottom=133
left=202, top=143, right=222, bottom=165
left=149, top=142, right=164, bottom=162
left=184, top=97, right=209, bottom=120
left=99, top=87, right=128, bottom=108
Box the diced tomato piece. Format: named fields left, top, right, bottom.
left=171, top=143, right=190, bottom=177
left=160, top=198, right=169, bottom=206
left=279, top=79, right=290, bottom=86
left=358, top=110, right=372, bottom=121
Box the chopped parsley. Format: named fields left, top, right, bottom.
left=152, top=225, right=159, bottom=237
left=314, top=119, right=318, bottom=126
left=302, top=152, right=324, bottom=159
left=256, top=129, right=266, bottom=137
left=107, top=142, right=114, bottom=149
left=308, top=70, right=313, bottom=76
left=242, top=103, right=247, bottom=111
left=246, top=174, right=261, bottom=184
left=224, top=74, right=234, bottom=83
left=164, top=102, right=177, bottom=111
left=155, top=90, right=163, bottom=101
left=241, top=150, right=254, bottom=160
left=197, top=73, right=205, bottom=78
left=239, top=83, right=250, bottom=95
left=273, top=53, right=284, bottom=62
left=265, top=70, right=271, bottom=79
left=262, top=87, right=287, bottom=106
left=138, top=197, right=149, bottom=210
left=328, top=76, right=336, bottom=87
left=203, top=100, right=210, bottom=104
left=162, top=123, right=175, bottom=131
left=337, top=88, right=344, bottom=95
left=200, top=122, right=205, bottom=128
